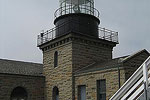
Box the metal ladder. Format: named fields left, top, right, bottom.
left=109, top=56, right=150, bottom=100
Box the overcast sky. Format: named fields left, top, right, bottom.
left=0, top=0, right=150, bottom=63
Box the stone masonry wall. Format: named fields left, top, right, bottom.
left=74, top=68, right=126, bottom=100
left=72, top=38, right=114, bottom=72
left=41, top=34, right=116, bottom=100
left=0, top=74, right=45, bottom=100
left=43, top=42, right=73, bottom=100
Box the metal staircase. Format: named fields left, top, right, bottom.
left=110, top=56, right=150, bottom=100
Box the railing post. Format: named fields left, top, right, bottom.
left=52, top=28, right=55, bottom=39
left=52, top=29, right=53, bottom=40
left=144, top=82, right=148, bottom=100
left=110, top=31, right=112, bottom=41
left=143, top=63, right=148, bottom=89
left=46, top=31, right=48, bottom=42
left=40, top=30, right=44, bottom=44
left=116, top=32, right=119, bottom=43
left=143, top=62, right=149, bottom=100
left=103, top=28, right=105, bottom=39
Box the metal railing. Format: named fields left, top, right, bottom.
left=37, top=28, right=56, bottom=46
left=99, top=27, right=118, bottom=43
left=54, top=5, right=100, bottom=19
left=109, top=56, right=150, bottom=100
left=37, top=20, right=118, bottom=46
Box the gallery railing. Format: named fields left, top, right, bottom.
left=37, top=22, right=118, bottom=46
left=99, top=27, right=118, bottom=43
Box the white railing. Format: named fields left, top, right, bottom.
left=109, top=56, right=150, bottom=100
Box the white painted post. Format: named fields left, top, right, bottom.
left=143, top=62, right=148, bottom=100
left=143, top=63, right=148, bottom=89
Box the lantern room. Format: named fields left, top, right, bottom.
left=57, top=0, right=95, bottom=17
left=54, top=0, right=100, bottom=38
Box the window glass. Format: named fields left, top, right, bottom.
left=53, top=86, right=59, bottom=100
left=97, top=80, right=106, bottom=100
left=54, top=51, right=58, bottom=67
left=78, top=85, right=86, bottom=100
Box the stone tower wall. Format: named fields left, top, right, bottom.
left=72, top=36, right=115, bottom=72
left=43, top=41, right=73, bottom=100
left=41, top=34, right=116, bottom=100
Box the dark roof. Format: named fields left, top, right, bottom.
left=120, top=49, right=150, bottom=63
left=75, top=49, right=150, bottom=75
left=0, top=59, right=43, bottom=76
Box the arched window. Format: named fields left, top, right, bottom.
left=10, top=87, right=28, bottom=100
left=53, top=86, right=59, bottom=100
left=54, top=51, right=58, bottom=67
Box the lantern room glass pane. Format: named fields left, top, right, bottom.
left=58, top=0, right=95, bottom=15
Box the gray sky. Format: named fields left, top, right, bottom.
left=0, top=0, right=150, bottom=63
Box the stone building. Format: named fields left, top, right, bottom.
left=37, top=0, right=150, bottom=100
left=0, top=59, right=45, bottom=100
left=0, top=0, right=149, bottom=100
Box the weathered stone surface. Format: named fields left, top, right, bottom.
left=41, top=33, right=149, bottom=100
left=42, top=33, right=116, bottom=100
left=74, top=68, right=126, bottom=100
left=43, top=42, right=73, bottom=100
left=0, top=74, right=45, bottom=100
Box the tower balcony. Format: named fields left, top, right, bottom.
left=37, top=22, right=119, bottom=46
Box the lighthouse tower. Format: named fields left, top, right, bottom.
left=37, top=0, right=118, bottom=100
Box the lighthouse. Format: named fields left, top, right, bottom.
left=37, top=0, right=118, bottom=100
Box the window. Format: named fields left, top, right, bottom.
left=10, top=87, right=28, bottom=100
left=54, top=51, right=58, bottom=67
left=97, top=80, right=106, bottom=100
left=78, top=85, right=86, bottom=100
left=53, top=86, right=59, bottom=100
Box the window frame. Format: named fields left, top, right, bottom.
left=52, top=86, right=59, bottom=100
left=97, top=79, right=106, bottom=100
left=78, top=85, right=86, bottom=100
left=54, top=51, right=58, bottom=68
